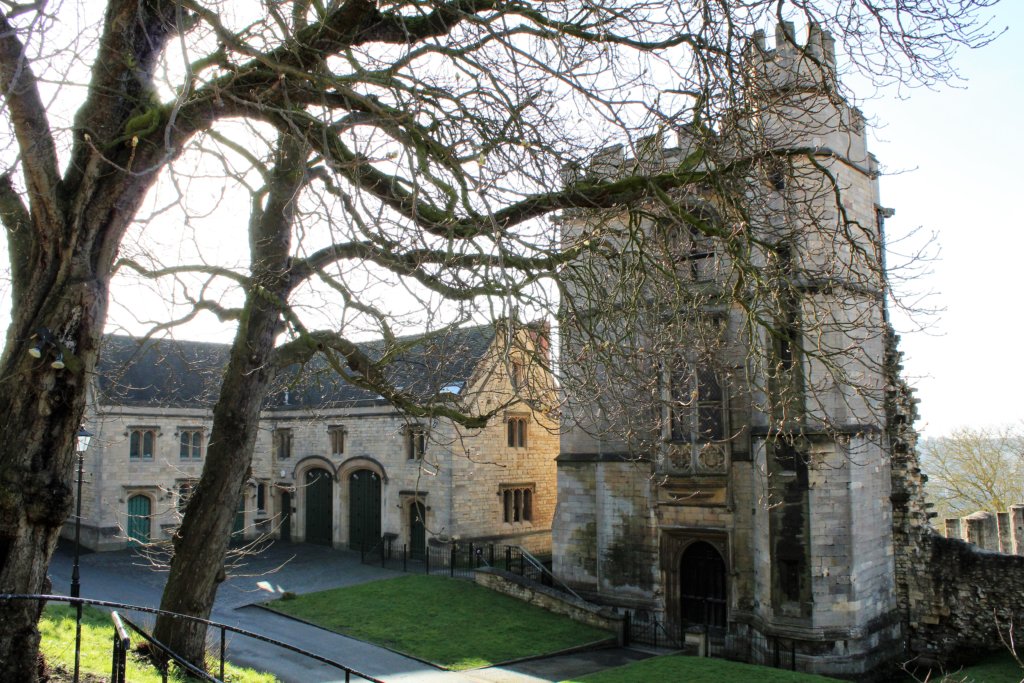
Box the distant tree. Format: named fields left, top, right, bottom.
left=920, top=424, right=1024, bottom=521
left=0, top=0, right=1003, bottom=679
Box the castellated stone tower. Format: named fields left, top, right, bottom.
left=553, top=22, right=902, bottom=677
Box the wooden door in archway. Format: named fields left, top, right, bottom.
left=680, top=541, right=727, bottom=628
left=126, top=495, right=151, bottom=546
left=304, top=468, right=334, bottom=545
left=348, top=469, right=381, bottom=551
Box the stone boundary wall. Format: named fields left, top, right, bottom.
left=942, top=505, right=1024, bottom=555
left=474, top=567, right=626, bottom=645
left=905, top=532, right=1024, bottom=665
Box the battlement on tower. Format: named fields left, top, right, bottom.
left=746, top=21, right=838, bottom=93
left=562, top=23, right=869, bottom=188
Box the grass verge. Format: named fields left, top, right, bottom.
left=564, top=654, right=843, bottom=682
left=266, top=574, right=612, bottom=670
left=40, top=603, right=277, bottom=682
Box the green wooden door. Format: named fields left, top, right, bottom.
left=348, top=469, right=381, bottom=551
left=126, top=495, right=151, bottom=546
left=409, top=501, right=426, bottom=559
left=280, top=491, right=292, bottom=542
left=305, top=468, right=334, bottom=545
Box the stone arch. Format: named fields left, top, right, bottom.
left=293, top=456, right=338, bottom=545
left=679, top=540, right=728, bottom=629
left=125, top=493, right=153, bottom=546
left=335, top=456, right=388, bottom=548
left=660, top=530, right=730, bottom=633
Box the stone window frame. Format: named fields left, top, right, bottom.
left=499, top=483, right=535, bottom=524
left=178, top=427, right=204, bottom=460
left=255, top=481, right=268, bottom=514
left=127, top=426, right=159, bottom=460
left=328, top=425, right=346, bottom=456
left=405, top=424, right=427, bottom=460
left=274, top=427, right=292, bottom=460
left=507, top=415, right=528, bottom=449
left=654, top=207, right=718, bottom=283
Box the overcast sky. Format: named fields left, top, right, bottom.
left=866, top=2, right=1023, bottom=436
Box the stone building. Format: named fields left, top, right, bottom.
left=67, top=322, right=558, bottom=556
left=553, top=24, right=903, bottom=677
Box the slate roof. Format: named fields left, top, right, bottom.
left=96, top=324, right=498, bottom=410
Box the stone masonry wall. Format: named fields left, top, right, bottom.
left=941, top=506, right=1024, bottom=555
left=889, top=331, right=1024, bottom=667
left=475, top=567, right=625, bottom=644
left=906, top=535, right=1024, bottom=664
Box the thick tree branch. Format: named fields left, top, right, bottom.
left=0, top=10, right=61, bottom=230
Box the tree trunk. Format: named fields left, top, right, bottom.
left=152, top=135, right=307, bottom=669
left=0, top=275, right=108, bottom=681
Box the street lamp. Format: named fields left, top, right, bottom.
left=71, top=427, right=92, bottom=683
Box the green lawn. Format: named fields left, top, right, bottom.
left=40, top=603, right=277, bottom=682
left=564, top=654, right=843, bottom=682
left=936, top=652, right=1024, bottom=683
left=266, top=574, right=613, bottom=670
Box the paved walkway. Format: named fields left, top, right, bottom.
left=47, top=540, right=657, bottom=682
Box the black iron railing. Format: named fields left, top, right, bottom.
left=360, top=538, right=560, bottom=586
left=2, top=594, right=384, bottom=683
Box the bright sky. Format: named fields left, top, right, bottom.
left=2, top=4, right=1017, bottom=438
left=95, top=2, right=1024, bottom=437
left=867, top=2, right=1024, bottom=436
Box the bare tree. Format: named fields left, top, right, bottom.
left=0, top=0, right=1002, bottom=679
left=920, top=424, right=1024, bottom=521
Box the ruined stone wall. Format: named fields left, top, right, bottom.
left=941, top=506, right=1024, bottom=555
left=905, top=535, right=1024, bottom=664
left=889, top=331, right=1024, bottom=666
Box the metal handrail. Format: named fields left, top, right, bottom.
left=110, top=612, right=130, bottom=683
left=512, top=546, right=584, bottom=601
left=118, top=613, right=222, bottom=682
left=2, top=594, right=385, bottom=683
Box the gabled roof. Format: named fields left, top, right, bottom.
left=96, top=324, right=498, bottom=410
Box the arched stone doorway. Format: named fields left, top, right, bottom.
left=348, top=469, right=381, bottom=551
left=126, top=494, right=151, bottom=546
left=680, top=540, right=727, bottom=628
left=304, top=468, right=334, bottom=545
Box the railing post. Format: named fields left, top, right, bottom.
left=468, top=542, right=474, bottom=569
left=450, top=543, right=456, bottom=577
left=489, top=543, right=494, bottom=566
left=220, top=624, right=227, bottom=681
left=505, top=545, right=511, bottom=571
left=403, top=544, right=407, bottom=572
left=425, top=545, right=430, bottom=574
left=110, top=611, right=129, bottom=683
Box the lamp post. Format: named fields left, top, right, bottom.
left=71, top=427, right=92, bottom=683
